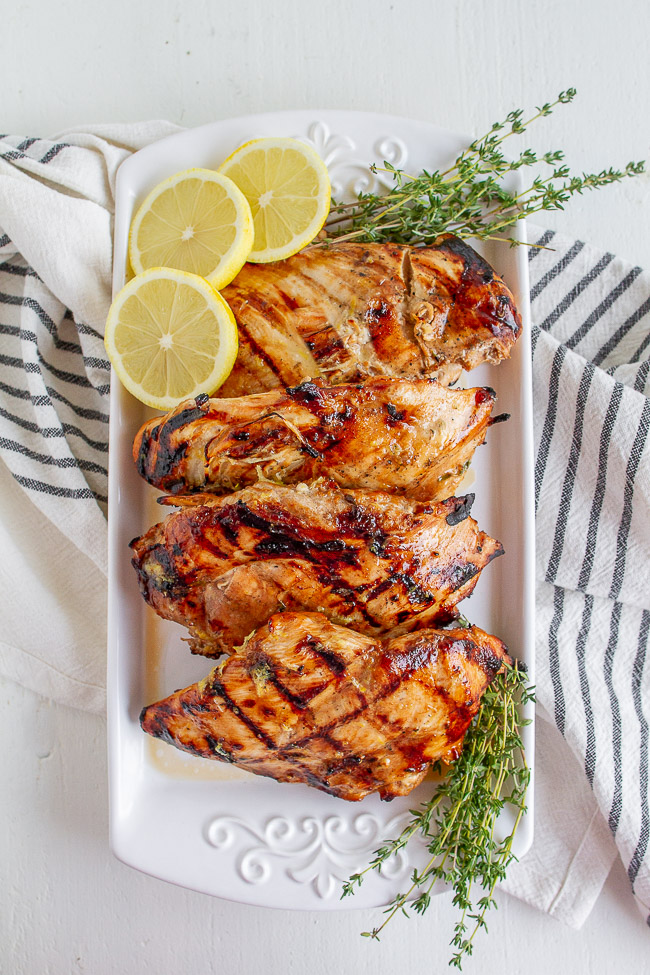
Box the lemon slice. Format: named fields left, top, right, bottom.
left=219, top=138, right=331, bottom=263
left=105, top=268, right=238, bottom=410
left=128, top=169, right=254, bottom=289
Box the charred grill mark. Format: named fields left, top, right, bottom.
left=181, top=700, right=210, bottom=715
left=266, top=674, right=325, bottom=710
left=430, top=236, right=521, bottom=339
left=201, top=497, right=382, bottom=629
left=281, top=266, right=357, bottom=368
left=385, top=402, right=405, bottom=424
left=364, top=576, right=397, bottom=602
left=148, top=404, right=208, bottom=485
left=363, top=554, right=439, bottom=607
left=236, top=321, right=286, bottom=380
left=252, top=652, right=329, bottom=711
left=281, top=385, right=358, bottom=455
left=234, top=725, right=359, bottom=790
left=204, top=734, right=235, bottom=761
left=140, top=702, right=178, bottom=745
left=135, top=431, right=154, bottom=479
left=214, top=426, right=283, bottom=462
left=285, top=380, right=324, bottom=403
left=206, top=675, right=278, bottom=748
left=327, top=588, right=379, bottom=629
left=132, top=543, right=188, bottom=597
left=217, top=500, right=358, bottom=565
left=157, top=404, right=205, bottom=436
left=486, top=543, right=505, bottom=563
left=305, top=331, right=346, bottom=359
left=389, top=571, right=436, bottom=606
left=277, top=289, right=300, bottom=311
left=325, top=752, right=364, bottom=771
left=187, top=523, right=229, bottom=561
left=489, top=412, right=511, bottom=426
left=254, top=533, right=348, bottom=560
left=304, top=639, right=347, bottom=675
left=437, top=235, right=495, bottom=285
left=214, top=505, right=240, bottom=545
left=465, top=639, right=509, bottom=680
left=299, top=440, right=322, bottom=459
left=334, top=497, right=389, bottom=542
left=447, top=561, right=481, bottom=588
left=284, top=641, right=452, bottom=752
left=159, top=477, right=187, bottom=495
left=384, top=637, right=447, bottom=677
left=281, top=761, right=351, bottom=795
left=445, top=494, right=475, bottom=526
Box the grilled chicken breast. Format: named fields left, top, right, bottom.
left=140, top=612, right=510, bottom=801
left=216, top=234, right=521, bottom=396
left=130, top=481, right=503, bottom=657
left=133, top=377, right=497, bottom=500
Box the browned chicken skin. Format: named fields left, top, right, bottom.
left=130, top=481, right=503, bottom=657
left=216, top=235, right=521, bottom=397
left=140, top=612, right=510, bottom=801
left=133, top=377, right=497, bottom=500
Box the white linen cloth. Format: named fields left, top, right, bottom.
left=0, top=123, right=180, bottom=710
left=0, top=125, right=647, bottom=928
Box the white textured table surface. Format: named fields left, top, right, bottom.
left=2, top=2, right=649, bottom=973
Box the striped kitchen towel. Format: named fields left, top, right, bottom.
left=0, top=128, right=648, bottom=925
left=0, top=124, right=179, bottom=710
left=524, top=225, right=650, bottom=924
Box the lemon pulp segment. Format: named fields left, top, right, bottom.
left=105, top=268, right=239, bottom=410
left=128, top=169, right=254, bottom=289
left=219, top=138, right=331, bottom=263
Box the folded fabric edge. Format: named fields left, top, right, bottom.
left=545, top=805, right=618, bottom=927
left=633, top=891, right=650, bottom=925
left=0, top=639, right=106, bottom=714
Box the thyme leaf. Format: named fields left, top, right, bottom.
left=342, top=663, right=534, bottom=970
left=323, top=89, right=644, bottom=248
left=335, top=90, right=629, bottom=967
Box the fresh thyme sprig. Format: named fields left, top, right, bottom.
left=341, top=662, right=534, bottom=970
left=335, top=91, right=630, bottom=965
left=323, top=89, right=644, bottom=247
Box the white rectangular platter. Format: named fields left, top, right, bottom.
left=107, top=110, right=535, bottom=909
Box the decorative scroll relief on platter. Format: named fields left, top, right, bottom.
left=205, top=811, right=422, bottom=899
left=295, top=120, right=408, bottom=199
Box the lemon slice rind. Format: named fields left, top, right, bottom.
left=105, top=267, right=239, bottom=411
left=128, top=169, right=254, bottom=289
left=218, top=138, right=331, bottom=264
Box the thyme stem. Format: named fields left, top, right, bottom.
left=336, top=89, right=640, bottom=969
left=342, top=663, right=534, bottom=970
left=321, top=89, right=644, bottom=249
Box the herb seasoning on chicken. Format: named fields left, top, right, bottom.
left=140, top=612, right=510, bottom=801
left=216, top=235, right=521, bottom=396
left=133, top=376, right=498, bottom=500
left=130, top=481, right=503, bottom=657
